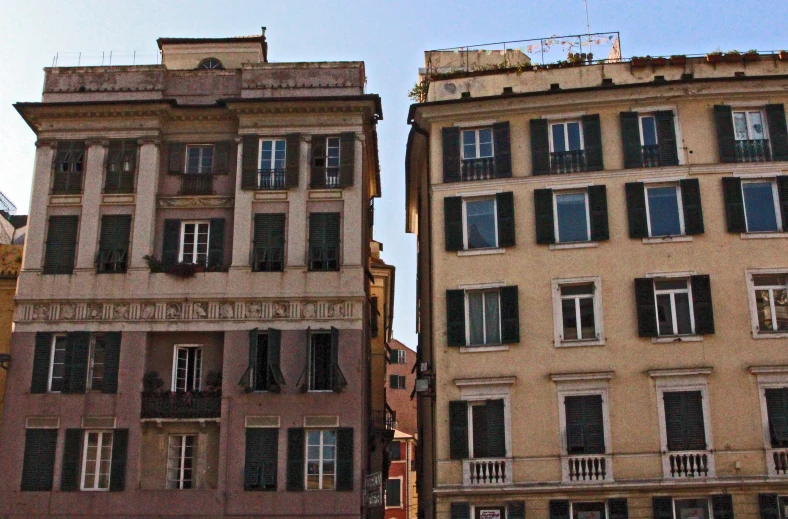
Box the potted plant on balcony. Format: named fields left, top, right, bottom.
left=724, top=50, right=742, bottom=63
left=669, top=55, right=687, bottom=65
left=743, top=50, right=761, bottom=62
left=143, top=371, right=165, bottom=394
left=706, top=51, right=723, bottom=63
left=651, top=56, right=668, bottom=66
left=631, top=56, right=649, bottom=67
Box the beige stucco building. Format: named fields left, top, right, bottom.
left=406, top=50, right=788, bottom=519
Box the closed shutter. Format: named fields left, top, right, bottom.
left=253, top=213, right=286, bottom=272
left=168, top=143, right=185, bottom=174
left=765, top=388, right=788, bottom=447
left=208, top=218, right=225, bottom=269
left=635, top=278, right=658, bottom=337
left=63, top=332, right=90, bottom=394
left=722, top=177, right=746, bottom=232
left=508, top=502, right=526, bottom=519
left=609, top=499, right=628, bottom=519
left=21, top=429, right=57, bottom=491
left=766, top=104, right=788, bottom=161
left=496, top=192, right=516, bottom=247
left=245, top=428, right=279, bottom=490
left=451, top=503, right=471, bottom=519
left=664, top=391, right=706, bottom=451
left=52, top=142, right=85, bottom=194
left=336, top=427, right=354, bottom=491
left=691, top=275, right=715, bottom=334
left=339, top=132, right=355, bottom=187
left=60, top=428, right=82, bottom=491
left=680, top=179, right=705, bottom=235
left=442, top=127, right=461, bottom=183
left=105, top=140, right=136, bottom=193
left=162, top=219, right=181, bottom=265
left=588, top=185, right=610, bottom=241
left=486, top=399, right=506, bottom=457
left=534, top=188, right=555, bottom=244
left=712, top=495, right=735, bottom=519
left=241, top=136, right=259, bottom=189
left=655, top=111, right=680, bottom=166
left=267, top=329, right=284, bottom=391
left=776, top=176, right=788, bottom=231
left=286, top=428, right=305, bottom=491
left=759, top=494, right=780, bottom=519
left=583, top=114, right=604, bottom=171
left=625, top=182, right=648, bottom=238
left=97, top=215, right=131, bottom=273
left=530, top=119, right=551, bottom=176
left=43, top=215, right=79, bottom=275
left=102, top=332, right=121, bottom=394
left=449, top=400, right=469, bottom=459
left=444, top=197, right=464, bottom=251
left=714, top=105, right=737, bottom=163
left=564, top=395, right=605, bottom=454
left=309, top=136, right=326, bottom=188
left=285, top=133, right=300, bottom=188
left=213, top=141, right=230, bottom=174
left=620, top=112, right=643, bottom=168
left=493, top=121, right=512, bottom=178
left=109, top=429, right=128, bottom=491
left=653, top=497, right=674, bottom=519
left=446, top=290, right=466, bottom=347
left=500, top=285, right=520, bottom=344
left=550, top=500, right=571, bottom=519
left=309, top=213, right=340, bottom=271
left=31, top=332, right=53, bottom=394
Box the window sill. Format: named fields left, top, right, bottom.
left=459, top=344, right=510, bottom=353
left=457, top=248, right=505, bottom=257
left=740, top=232, right=788, bottom=240
left=556, top=338, right=605, bottom=348
left=752, top=331, right=788, bottom=339
left=651, top=335, right=704, bottom=343
left=549, top=242, right=599, bottom=250
left=643, top=236, right=693, bottom=244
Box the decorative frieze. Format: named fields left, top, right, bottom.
left=157, top=196, right=235, bottom=208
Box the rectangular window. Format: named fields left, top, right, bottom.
left=48, top=335, right=68, bottom=393
left=396, top=350, right=407, bottom=364
left=663, top=390, right=706, bottom=451
left=306, top=429, right=336, bottom=490
left=565, top=395, right=605, bottom=454
left=464, top=198, right=498, bottom=249
left=308, top=213, right=340, bottom=271
left=179, top=221, right=210, bottom=265
left=167, top=434, right=195, bottom=489
left=471, top=403, right=490, bottom=458
left=646, top=185, right=685, bottom=237
left=560, top=284, right=597, bottom=341
left=185, top=145, right=214, bottom=174
left=742, top=180, right=781, bottom=232
left=173, top=346, right=202, bottom=392
left=467, top=289, right=501, bottom=346
left=765, top=388, right=788, bottom=448
left=551, top=121, right=583, bottom=153
left=253, top=214, right=285, bottom=272
left=21, top=428, right=58, bottom=491
left=733, top=110, right=772, bottom=161
left=88, top=335, right=106, bottom=392
left=80, top=431, right=113, bottom=491
left=258, top=139, right=287, bottom=189
left=43, top=215, right=79, bottom=275
left=674, top=499, right=710, bottom=519
left=555, top=191, right=590, bottom=243
left=253, top=333, right=269, bottom=391
left=389, top=441, right=402, bottom=461
left=309, top=334, right=332, bottom=391
left=654, top=279, right=695, bottom=336
left=53, top=142, right=85, bottom=194
left=104, top=140, right=136, bottom=194
left=462, top=128, right=494, bottom=159
left=385, top=478, right=402, bottom=507
left=640, top=115, right=658, bottom=146
left=96, top=215, right=131, bottom=273
left=572, top=502, right=607, bottom=519
left=754, top=275, right=788, bottom=332
left=389, top=375, right=406, bottom=389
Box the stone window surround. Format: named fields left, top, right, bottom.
left=745, top=268, right=788, bottom=339
left=551, top=276, right=605, bottom=347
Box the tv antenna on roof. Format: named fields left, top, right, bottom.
left=0, top=191, right=17, bottom=214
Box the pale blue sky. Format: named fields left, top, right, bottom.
left=1, top=0, right=785, bottom=347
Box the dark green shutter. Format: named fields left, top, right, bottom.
left=31, top=332, right=53, bottom=393
left=451, top=503, right=471, bottom=519
left=664, top=391, right=706, bottom=451
left=245, top=428, right=279, bottom=490
left=609, top=499, right=628, bottom=519
left=625, top=182, right=648, bottom=238
left=444, top=197, right=464, bottom=251
left=339, top=132, right=355, bottom=187
left=656, top=111, right=680, bottom=166
left=105, top=140, right=137, bottom=193
left=508, top=502, right=526, bottom=519
left=653, top=497, right=674, bottom=519
left=63, top=332, right=90, bottom=394
left=52, top=142, right=85, bottom=194
left=213, top=141, right=230, bottom=174
left=97, top=215, right=131, bottom=273
left=449, top=401, right=469, bottom=459
left=534, top=188, right=555, bottom=244
left=241, top=136, right=259, bottom=189
left=102, top=332, right=121, bottom=394
left=565, top=395, right=605, bottom=454
left=582, top=114, right=604, bottom=171
left=635, top=278, right=658, bottom=337
left=496, top=192, right=516, bottom=247
left=336, top=427, right=354, bottom=491
left=330, top=326, right=346, bottom=392
left=486, top=399, right=506, bottom=457
left=776, top=176, right=788, bottom=231
left=722, top=177, right=746, bottom=232
left=162, top=219, right=181, bottom=265
left=664, top=392, right=686, bottom=450
left=61, top=428, right=82, bottom=491
left=621, top=112, right=643, bottom=168
left=680, top=179, right=705, bottom=235
left=500, top=285, right=520, bottom=344
left=766, top=104, right=788, bottom=161
left=253, top=213, right=286, bottom=272
left=530, top=119, right=550, bottom=176
left=109, top=429, right=128, bottom=491
left=308, top=213, right=340, bottom=271
left=766, top=388, right=788, bottom=447
left=310, top=135, right=328, bottom=188
left=712, top=495, right=734, bottom=519
left=493, top=121, right=512, bottom=178
left=588, top=185, right=610, bottom=241
left=691, top=275, right=715, bottom=334
left=442, top=127, right=461, bottom=183
left=714, top=105, right=736, bottom=163
left=168, top=143, right=185, bottom=174
left=268, top=329, right=284, bottom=391
left=285, top=133, right=300, bottom=188
left=286, top=428, right=305, bottom=491
left=759, top=494, right=780, bottom=519
left=446, top=290, right=466, bottom=347
left=21, top=429, right=57, bottom=491
left=208, top=218, right=225, bottom=268
left=43, top=215, right=79, bottom=275
left=550, top=500, right=571, bottom=519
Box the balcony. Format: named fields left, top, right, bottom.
left=735, top=139, right=772, bottom=162
left=662, top=450, right=715, bottom=479
left=550, top=150, right=587, bottom=174
left=257, top=169, right=286, bottom=190
left=141, top=392, right=222, bottom=420
left=180, top=174, right=214, bottom=195
left=463, top=457, right=512, bottom=486
left=461, top=158, right=496, bottom=181
left=767, top=448, right=788, bottom=476
left=562, top=454, right=613, bottom=483
left=371, top=408, right=397, bottom=431
left=642, top=144, right=661, bottom=167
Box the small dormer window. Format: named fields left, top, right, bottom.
left=197, top=58, right=223, bottom=70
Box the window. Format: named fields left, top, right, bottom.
left=464, top=198, right=498, bottom=249
left=646, top=185, right=684, bottom=237
left=389, top=441, right=402, bottom=461
left=306, top=429, right=336, bottom=490
left=53, top=142, right=85, bottom=194
left=252, top=214, right=285, bottom=272
left=104, top=140, right=136, bottom=194
left=43, top=215, right=79, bottom=275
left=34, top=332, right=121, bottom=395
left=461, top=128, right=495, bottom=181
left=559, top=284, right=597, bottom=341
left=535, top=186, right=609, bottom=245
left=636, top=276, right=715, bottom=338
left=88, top=335, right=107, bottom=392
left=663, top=391, right=707, bottom=451
left=550, top=121, right=585, bottom=174
left=309, top=333, right=332, bottom=391
left=385, top=478, right=402, bottom=507
left=390, top=375, right=406, bottom=389
left=654, top=279, right=695, bottom=336
left=766, top=388, right=788, bottom=448
left=742, top=180, right=782, bottom=232
left=308, top=213, right=340, bottom=271
left=555, top=191, right=590, bottom=243
left=259, top=139, right=287, bottom=189
left=167, top=434, right=195, bottom=489
left=753, top=275, right=788, bottom=333
left=172, top=346, right=202, bottom=392
left=572, top=502, right=607, bottom=519
left=253, top=334, right=270, bottom=391
left=370, top=296, right=379, bottom=338
left=81, top=431, right=113, bottom=491
left=674, top=499, right=710, bottom=519
left=197, top=57, right=223, bottom=70
left=246, top=330, right=285, bottom=393
left=96, top=215, right=131, bottom=273
left=733, top=109, right=772, bottom=161
left=446, top=286, right=519, bottom=348
left=312, top=137, right=341, bottom=187
left=564, top=395, right=605, bottom=455
left=394, top=350, right=407, bottom=364
left=444, top=192, right=515, bottom=252
left=469, top=400, right=506, bottom=458
left=48, top=335, right=68, bottom=393
left=244, top=427, right=279, bottom=491
left=467, top=289, right=501, bottom=346
left=185, top=145, right=214, bottom=175
left=179, top=221, right=210, bottom=265
left=21, top=428, right=58, bottom=491
left=640, top=115, right=658, bottom=147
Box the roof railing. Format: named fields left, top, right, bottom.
left=51, top=50, right=161, bottom=68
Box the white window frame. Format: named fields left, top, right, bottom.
left=455, top=378, right=513, bottom=459
left=80, top=430, right=113, bottom=491
left=553, top=189, right=591, bottom=244
left=751, top=367, right=788, bottom=477
left=258, top=138, right=287, bottom=170
left=48, top=334, right=68, bottom=393
left=548, top=120, right=585, bottom=153
left=464, top=288, right=503, bottom=347
left=461, top=128, right=495, bottom=160
left=396, top=350, right=407, bottom=364
left=645, top=183, right=686, bottom=237
left=552, top=277, right=605, bottom=347
left=184, top=144, right=214, bottom=175
left=384, top=475, right=403, bottom=509
left=390, top=375, right=406, bottom=389
left=179, top=220, right=211, bottom=265
left=741, top=178, right=783, bottom=233
left=462, top=196, right=499, bottom=250
left=673, top=498, right=713, bottom=519
left=305, top=429, right=336, bottom=490
left=639, top=113, right=659, bottom=146
left=653, top=278, right=696, bottom=336
left=171, top=344, right=203, bottom=392
left=732, top=109, right=770, bottom=141
left=87, top=334, right=106, bottom=392
left=167, top=434, right=196, bottom=489
left=746, top=269, right=788, bottom=339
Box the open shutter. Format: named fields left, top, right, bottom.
left=339, top=132, right=355, bottom=187
left=109, top=429, right=128, bottom=491
left=656, top=111, right=680, bottom=166
left=330, top=327, right=346, bottom=392
left=582, top=114, right=604, bottom=171
left=691, top=275, right=715, bottom=334
left=759, top=494, right=780, bottom=519
left=722, top=177, right=746, bottom=232
left=451, top=503, right=471, bottom=519
left=500, top=285, right=520, bottom=344
left=243, top=328, right=258, bottom=392
left=336, top=427, right=354, bottom=491
left=712, top=495, right=735, bottom=519
left=493, top=121, right=512, bottom=178
left=286, top=428, right=305, bottom=491
left=168, top=143, right=185, bottom=174
left=444, top=196, right=464, bottom=251
left=213, top=141, right=230, bottom=174
left=508, top=502, right=526, bottom=519
left=766, top=104, right=788, bottom=161
left=44, top=215, right=79, bottom=275
left=714, top=105, right=737, bottom=163
left=446, top=290, right=466, bottom=347
left=530, top=119, right=550, bottom=176
left=162, top=219, right=181, bottom=265
left=64, top=332, right=90, bottom=394
left=102, top=332, right=121, bottom=394
left=21, top=429, right=57, bottom=491
left=766, top=388, right=788, bottom=446
left=486, top=399, right=506, bottom=457
left=299, top=329, right=311, bottom=393
left=588, top=185, right=610, bottom=241
left=267, top=329, right=285, bottom=391
left=776, top=176, right=788, bottom=231
left=285, top=133, right=300, bottom=188
left=625, top=182, right=648, bottom=238
left=449, top=400, right=469, bottom=459
left=442, top=127, right=461, bottom=183
left=621, top=112, right=643, bottom=168
left=635, top=278, right=658, bottom=337
left=208, top=218, right=225, bottom=268
left=534, top=189, right=555, bottom=244
left=241, top=136, right=259, bottom=190
left=60, top=428, right=82, bottom=491
left=31, top=332, right=53, bottom=394
left=609, top=499, right=629, bottom=519
left=653, top=497, right=674, bottom=519
left=105, top=141, right=122, bottom=192
left=496, top=192, right=516, bottom=247
left=680, top=179, right=705, bottom=235
left=550, top=500, right=571, bottom=519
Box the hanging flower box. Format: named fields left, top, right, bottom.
left=669, top=55, right=687, bottom=65
left=631, top=57, right=649, bottom=67
left=742, top=53, right=760, bottom=62
left=651, top=57, right=668, bottom=66
left=706, top=53, right=723, bottom=64
left=724, top=53, right=742, bottom=63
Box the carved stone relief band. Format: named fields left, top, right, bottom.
left=157, top=196, right=235, bottom=208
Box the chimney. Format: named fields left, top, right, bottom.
left=261, top=27, right=268, bottom=63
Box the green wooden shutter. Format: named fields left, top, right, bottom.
left=759, top=494, right=780, bottom=519
left=162, top=219, right=181, bottom=265
left=451, top=503, right=471, bottom=519
left=330, top=326, right=346, bottom=393
left=486, top=399, right=506, bottom=457
left=565, top=396, right=586, bottom=452
left=241, top=136, right=259, bottom=189
left=444, top=196, right=464, bottom=251
left=588, top=185, right=610, bottom=241
left=308, top=213, right=340, bottom=271
left=336, top=427, right=354, bottom=491
left=620, top=112, right=643, bottom=168
left=776, top=176, right=788, bottom=231
left=339, top=132, right=355, bottom=187
left=446, top=290, right=466, bottom=347
left=63, top=332, right=90, bottom=394
left=582, top=114, right=604, bottom=171
left=245, top=428, right=279, bottom=490
left=493, top=121, right=512, bottom=178
left=102, top=332, right=121, bottom=394
left=213, top=141, right=230, bottom=174
left=43, top=215, right=79, bottom=275
left=168, top=143, right=185, bottom=174
left=656, top=111, right=680, bottom=166
left=268, top=328, right=284, bottom=391
left=240, top=328, right=258, bottom=392
left=766, top=104, right=788, bottom=161
left=534, top=189, right=555, bottom=244
left=714, top=105, right=737, bottom=163
left=105, top=141, right=122, bottom=193
left=635, top=278, right=658, bottom=337
left=609, top=499, right=628, bottom=519
left=722, top=177, right=746, bottom=232
left=109, top=429, right=128, bottom=491
left=680, top=179, right=705, bottom=235
left=500, top=285, right=520, bottom=344
left=31, top=332, right=53, bottom=393
left=286, top=428, right=305, bottom=491
left=285, top=133, right=300, bottom=188
left=21, top=429, right=57, bottom=491
left=496, top=192, right=516, bottom=247
left=449, top=401, right=469, bottom=459
left=765, top=388, right=788, bottom=447
left=691, top=275, right=715, bottom=334
left=119, top=140, right=137, bottom=193
left=300, top=329, right=311, bottom=393
left=664, top=391, right=706, bottom=451
left=208, top=218, right=225, bottom=268
left=584, top=395, right=605, bottom=454
left=663, top=392, right=686, bottom=450
left=253, top=213, right=286, bottom=272
left=625, top=182, right=648, bottom=238
left=712, top=495, right=734, bottom=519
left=60, top=428, right=83, bottom=491
left=97, top=215, right=131, bottom=273
left=550, top=500, right=571, bottom=519
left=653, top=497, right=674, bottom=519
left=508, top=502, right=526, bottom=519
left=530, top=119, right=551, bottom=176
left=442, top=127, right=461, bottom=183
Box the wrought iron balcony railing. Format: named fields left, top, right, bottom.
left=735, top=139, right=772, bottom=162
left=252, top=247, right=284, bottom=272
left=550, top=150, right=587, bottom=174
left=258, top=169, right=286, bottom=190
left=461, top=157, right=496, bottom=181
left=180, top=174, right=214, bottom=195
left=562, top=454, right=613, bottom=482
left=371, top=409, right=397, bottom=431
left=463, top=457, right=511, bottom=486
left=140, top=391, right=221, bottom=420
left=642, top=144, right=661, bottom=167
left=663, top=450, right=714, bottom=478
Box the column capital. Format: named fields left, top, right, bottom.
left=85, top=138, right=109, bottom=148
left=137, top=137, right=161, bottom=147
left=35, top=139, right=57, bottom=149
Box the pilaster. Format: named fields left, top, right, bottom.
left=130, top=139, right=160, bottom=269
left=75, top=139, right=107, bottom=271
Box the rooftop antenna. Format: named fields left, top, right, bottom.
left=583, top=0, right=592, bottom=52
left=0, top=191, right=17, bottom=215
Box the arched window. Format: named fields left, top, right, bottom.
left=197, top=58, right=223, bottom=70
